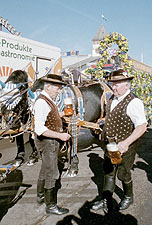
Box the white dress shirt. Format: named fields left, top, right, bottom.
left=110, top=89, right=147, bottom=128
left=34, top=90, right=56, bottom=136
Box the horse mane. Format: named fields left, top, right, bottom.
left=5, top=70, right=28, bottom=87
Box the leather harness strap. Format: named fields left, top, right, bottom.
left=99, top=81, right=113, bottom=118
left=63, top=116, right=101, bottom=130
left=72, top=85, right=82, bottom=98
left=72, top=85, right=84, bottom=120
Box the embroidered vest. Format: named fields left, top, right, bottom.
left=39, top=94, right=63, bottom=132
left=105, top=93, right=135, bottom=143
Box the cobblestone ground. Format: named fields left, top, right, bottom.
left=0, top=128, right=152, bottom=225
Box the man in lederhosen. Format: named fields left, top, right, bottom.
left=92, top=69, right=147, bottom=211
left=34, top=74, right=71, bottom=215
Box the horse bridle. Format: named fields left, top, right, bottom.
left=0, top=82, right=28, bottom=103
left=0, top=82, right=32, bottom=139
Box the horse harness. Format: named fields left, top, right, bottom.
left=63, top=81, right=113, bottom=131
left=0, top=84, right=33, bottom=139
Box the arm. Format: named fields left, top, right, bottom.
left=42, top=129, right=71, bottom=142
left=118, top=123, right=147, bottom=154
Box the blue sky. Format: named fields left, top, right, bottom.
left=1, top=0, right=152, bottom=66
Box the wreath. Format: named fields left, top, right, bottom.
left=86, top=32, right=136, bottom=79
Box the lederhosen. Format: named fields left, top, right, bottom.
left=34, top=94, right=63, bottom=189
left=104, top=93, right=137, bottom=183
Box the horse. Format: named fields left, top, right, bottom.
left=0, top=70, right=38, bottom=166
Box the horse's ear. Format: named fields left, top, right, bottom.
left=28, top=88, right=35, bottom=99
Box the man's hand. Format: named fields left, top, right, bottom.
left=59, top=133, right=71, bottom=142
left=59, top=111, right=65, bottom=118
left=42, top=129, right=70, bottom=141
left=118, top=123, right=147, bottom=154
left=118, top=140, right=129, bottom=154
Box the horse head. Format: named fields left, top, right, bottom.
left=31, top=77, right=44, bottom=92
left=0, top=70, right=29, bottom=130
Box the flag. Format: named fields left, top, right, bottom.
left=45, top=57, right=62, bottom=75
left=27, top=62, right=35, bottom=81
left=52, top=57, right=62, bottom=75
left=23, top=62, right=35, bottom=82
left=61, top=52, right=67, bottom=56
left=101, top=14, right=108, bottom=21
left=61, top=51, right=79, bottom=56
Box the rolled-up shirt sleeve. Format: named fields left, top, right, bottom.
left=34, top=98, right=51, bottom=136
left=127, top=98, right=147, bottom=128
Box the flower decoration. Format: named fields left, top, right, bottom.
left=131, top=71, right=152, bottom=124
left=86, top=32, right=136, bottom=80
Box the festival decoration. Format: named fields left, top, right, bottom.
left=131, top=71, right=152, bottom=124
left=86, top=32, right=136, bottom=80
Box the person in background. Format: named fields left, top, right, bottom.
left=92, top=69, right=147, bottom=211
left=34, top=74, right=71, bottom=215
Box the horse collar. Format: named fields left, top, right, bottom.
left=72, top=86, right=85, bottom=121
